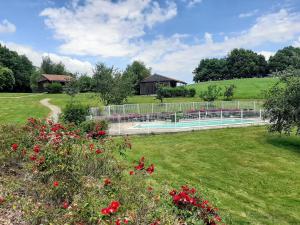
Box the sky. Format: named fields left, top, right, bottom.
left=1, top=0, right=300, bottom=83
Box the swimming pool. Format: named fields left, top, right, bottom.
left=133, top=118, right=257, bottom=129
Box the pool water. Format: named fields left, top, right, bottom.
left=133, top=118, right=257, bottom=129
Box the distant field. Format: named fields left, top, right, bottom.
left=189, top=77, right=278, bottom=99
left=0, top=77, right=277, bottom=124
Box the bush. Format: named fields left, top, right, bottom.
left=199, top=85, right=222, bottom=101
left=47, top=82, right=63, bottom=93
left=223, top=84, right=236, bottom=100
left=0, top=119, right=224, bottom=224
left=62, top=103, right=89, bottom=125
left=157, top=86, right=196, bottom=98
left=80, top=120, right=109, bottom=139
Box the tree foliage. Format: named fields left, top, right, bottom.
left=40, top=56, right=69, bottom=75
left=0, top=66, right=15, bottom=91
left=264, top=69, right=300, bottom=135
left=123, top=61, right=151, bottom=94
left=199, top=85, right=222, bottom=101
left=223, top=84, right=236, bottom=101
left=93, top=63, right=132, bottom=105
left=78, top=74, right=94, bottom=92
left=193, top=48, right=268, bottom=82
left=269, top=46, right=300, bottom=72
left=0, top=44, right=34, bottom=92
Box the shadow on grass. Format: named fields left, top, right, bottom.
left=266, top=134, right=300, bottom=154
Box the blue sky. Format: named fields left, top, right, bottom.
left=1, top=0, right=300, bottom=83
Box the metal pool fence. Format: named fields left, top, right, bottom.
left=89, top=100, right=264, bottom=117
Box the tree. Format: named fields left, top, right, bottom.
left=93, top=63, right=132, bottom=105
left=123, top=61, right=151, bottom=94
left=193, top=58, right=228, bottom=82
left=156, top=84, right=165, bottom=103
left=264, top=69, right=300, bottom=135
left=0, top=44, right=35, bottom=92
left=78, top=75, right=94, bottom=92
left=223, top=84, right=236, bottom=101
left=0, top=66, right=15, bottom=91
left=226, top=48, right=268, bottom=78
left=269, top=46, right=300, bottom=72
left=40, top=56, right=69, bottom=75
left=199, top=85, right=222, bottom=101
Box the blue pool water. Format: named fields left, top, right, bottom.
left=133, top=119, right=256, bottom=129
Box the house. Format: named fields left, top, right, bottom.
left=38, top=74, right=72, bottom=90
left=139, top=73, right=187, bottom=95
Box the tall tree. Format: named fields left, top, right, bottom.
left=78, top=75, right=94, bottom=92
left=193, top=58, right=228, bottom=82
left=40, top=56, right=69, bottom=75
left=123, top=61, right=151, bottom=94
left=0, top=44, right=34, bottom=92
left=268, top=46, right=300, bottom=72
left=93, top=63, right=132, bottom=105
left=226, top=48, right=268, bottom=78
left=0, top=66, right=15, bottom=91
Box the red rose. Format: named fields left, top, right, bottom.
left=29, top=154, right=37, bottom=161
left=11, top=143, right=18, bottom=151
left=104, top=178, right=111, bottom=186
left=115, top=219, right=121, bottom=225
left=129, top=170, right=134, bottom=175
left=146, top=164, right=154, bottom=174
left=33, top=145, right=40, bottom=153
left=95, top=149, right=103, bottom=154
left=62, top=200, right=69, bottom=209
left=53, top=181, right=59, bottom=187
left=98, top=130, right=106, bottom=136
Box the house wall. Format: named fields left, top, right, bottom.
left=140, top=81, right=174, bottom=95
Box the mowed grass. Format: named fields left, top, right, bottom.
left=127, top=126, right=300, bottom=224
left=189, top=77, right=278, bottom=99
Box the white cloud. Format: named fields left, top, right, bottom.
left=40, top=0, right=177, bottom=57
left=294, top=37, right=300, bottom=47
left=258, top=51, right=275, bottom=60
left=182, top=0, right=203, bottom=8
left=239, top=9, right=259, bottom=18
left=0, top=41, right=93, bottom=75
left=0, top=19, right=16, bottom=33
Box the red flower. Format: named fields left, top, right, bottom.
left=104, top=178, right=111, bottom=186
left=129, top=170, right=134, bottom=175
left=62, top=200, right=69, bottom=209
left=53, top=181, right=59, bottom=187
left=89, top=143, right=95, bottom=150
left=150, top=220, right=160, bottom=225
left=98, top=130, right=106, bottom=136
left=38, top=156, right=46, bottom=164
left=146, top=164, right=154, bottom=174
left=123, top=219, right=129, bottom=224
left=33, top=145, right=40, bottom=153
left=0, top=196, right=5, bottom=204
left=101, top=201, right=120, bottom=215
left=96, top=149, right=103, bottom=154
left=29, top=154, right=37, bottom=161
left=169, top=190, right=176, bottom=196
left=147, top=186, right=153, bottom=192
left=11, top=143, right=18, bottom=151
left=115, top=219, right=121, bottom=225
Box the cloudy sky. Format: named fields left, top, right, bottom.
left=1, top=0, right=300, bottom=83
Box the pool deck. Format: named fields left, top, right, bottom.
left=108, top=118, right=267, bottom=135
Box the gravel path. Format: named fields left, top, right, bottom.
left=40, top=98, right=61, bottom=123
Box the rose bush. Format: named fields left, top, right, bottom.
left=0, top=118, right=224, bottom=225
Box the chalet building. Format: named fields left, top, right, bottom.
left=139, top=73, right=187, bottom=95
left=38, top=74, right=72, bottom=90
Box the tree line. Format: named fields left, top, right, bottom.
left=193, top=46, right=300, bottom=82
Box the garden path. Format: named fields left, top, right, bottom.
left=40, top=98, right=61, bottom=123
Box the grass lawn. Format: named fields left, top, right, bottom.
left=127, top=126, right=300, bottom=224
left=189, top=77, right=278, bottom=99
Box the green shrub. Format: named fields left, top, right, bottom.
left=158, top=86, right=196, bottom=98
left=223, top=84, right=236, bottom=100
left=199, top=84, right=222, bottom=101
left=62, top=103, right=89, bottom=125
left=47, top=82, right=63, bottom=93
left=188, top=88, right=196, bottom=97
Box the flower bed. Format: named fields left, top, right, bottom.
left=0, top=118, right=224, bottom=224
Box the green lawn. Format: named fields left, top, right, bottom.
left=189, top=77, right=278, bottom=99
left=127, top=126, right=300, bottom=224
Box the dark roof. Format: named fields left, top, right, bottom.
left=140, top=74, right=187, bottom=84
left=38, top=74, right=72, bottom=82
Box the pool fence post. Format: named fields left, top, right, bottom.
left=147, top=114, right=150, bottom=134
left=108, top=106, right=111, bottom=116
left=152, top=103, right=154, bottom=114
left=192, top=102, right=195, bottom=110
left=221, top=101, right=224, bottom=109
left=175, top=112, right=177, bottom=127
left=137, top=104, right=140, bottom=114
left=259, top=109, right=262, bottom=120
left=237, top=101, right=240, bottom=109
left=221, top=109, right=223, bottom=120
left=123, top=105, right=125, bottom=116
left=241, top=109, right=243, bottom=120
left=254, top=101, right=256, bottom=111
left=118, top=115, right=121, bottom=135
left=165, top=103, right=168, bottom=112
left=206, top=102, right=209, bottom=110
left=199, top=110, right=201, bottom=121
